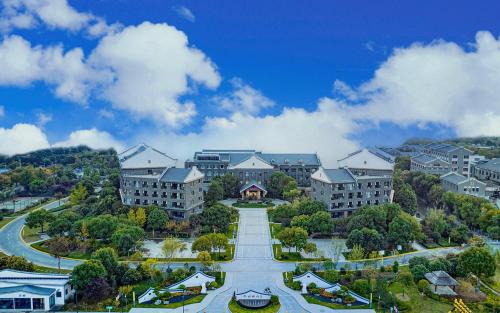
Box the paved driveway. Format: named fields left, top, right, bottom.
left=0, top=199, right=82, bottom=270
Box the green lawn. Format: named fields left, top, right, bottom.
left=387, top=281, right=452, bottom=313
left=269, top=223, right=282, bottom=239
left=137, top=295, right=205, bottom=309
left=303, top=295, right=370, bottom=310
left=21, top=222, right=48, bottom=243
left=226, top=223, right=238, bottom=239
left=228, top=299, right=280, bottom=313
left=232, top=202, right=274, bottom=208
left=273, top=244, right=326, bottom=262
left=0, top=217, right=13, bottom=229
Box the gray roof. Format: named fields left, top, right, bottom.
left=159, top=168, right=203, bottom=183
left=441, top=172, right=467, bottom=184
left=424, top=271, right=459, bottom=286
left=368, top=147, right=396, bottom=163
left=191, top=150, right=320, bottom=166
left=474, top=158, right=500, bottom=172
left=412, top=153, right=448, bottom=165
left=0, top=285, right=56, bottom=296
left=324, top=168, right=356, bottom=183
left=239, top=181, right=267, bottom=193
left=425, top=143, right=472, bottom=154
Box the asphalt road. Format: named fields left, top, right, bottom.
left=0, top=198, right=83, bottom=270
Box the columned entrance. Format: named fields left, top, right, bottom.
left=239, top=182, right=267, bottom=200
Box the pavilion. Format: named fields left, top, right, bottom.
left=239, top=181, right=267, bottom=200
left=424, top=271, right=459, bottom=295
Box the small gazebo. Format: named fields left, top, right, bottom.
left=424, top=271, right=459, bottom=295
left=239, top=181, right=267, bottom=200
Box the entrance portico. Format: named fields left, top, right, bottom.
left=239, top=182, right=267, bottom=200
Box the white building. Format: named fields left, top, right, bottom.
left=0, top=269, right=73, bottom=311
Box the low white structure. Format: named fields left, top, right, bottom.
left=235, top=290, right=271, bottom=308
left=0, top=269, right=73, bottom=311
left=293, top=271, right=331, bottom=293
left=138, top=272, right=215, bottom=304
left=292, top=271, right=369, bottom=305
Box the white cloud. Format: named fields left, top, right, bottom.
left=89, top=22, right=221, bottom=127
left=172, top=5, right=195, bottom=22
left=0, top=35, right=110, bottom=103
left=215, top=78, right=275, bottom=115
left=36, top=112, right=52, bottom=127
left=139, top=99, right=359, bottom=167
left=53, top=128, right=124, bottom=151
left=335, top=31, right=500, bottom=137
left=0, top=123, right=50, bottom=155
left=0, top=0, right=119, bottom=36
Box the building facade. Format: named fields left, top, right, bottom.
left=471, top=158, right=500, bottom=184
left=311, top=149, right=394, bottom=218
left=185, top=149, right=321, bottom=188
left=0, top=270, right=73, bottom=311
left=411, top=143, right=472, bottom=176
left=119, top=144, right=204, bottom=219
left=440, top=172, right=486, bottom=198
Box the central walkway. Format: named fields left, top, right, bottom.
left=203, top=208, right=304, bottom=313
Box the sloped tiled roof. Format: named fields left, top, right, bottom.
left=425, top=271, right=459, bottom=286
left=337, top=148, right=394, bottom=170
left=160, top=167, right=204, bottom=183
left=474, top=158, right=500, bottom=172
left=0, top=285, right=56, bottom=296
left=239, top=181, right=267, bottom=193
left=119, top=143, right=177, bottom=169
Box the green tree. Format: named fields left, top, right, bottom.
left=70, top=183, right=88, bottom=206
left=309, top=211, right=333, bottom=234
left=428, top=184, right=444, bottom=208
left=294, top=198, right=326, bottom=216
left=303, top=242, right=317, bottom=257
left=348, top=244, right=365, bottom=260
left=393, top=183, right=417, bottom=215
left=290, top=215, right=311, bottom=231
left=410, top=264, right=429, bottom=282
left=388, top=215, right=416, bottom=248
left=457, top=247, right=496, bottom=278
left=395, top=156, right=411, bottom=171
left=268, top=172, right=296, bottom=199
left=197, top=251, right=213, bottom=269
left=112, top=225, right=145, bottom=255
left=201, top=204, right=232, bottom=233
left=424, top=209, right=448, bottom=241
left=221, top=174, right=240, bottom=198
left=86, top=215, right=118, bottom=241
left=162, top=237, right=187, bottom=268
left=25, top=209, right=50, bottom=233
left=91, top=247, right=119, bottom=281
left=0, top=256, right=34, bottom=271
left=192, top=235, right=212, bottom=253
left=347, top=227, right=384, bottom=253
left=206, top=178, right=224, bottom=206
left=46, top=236, right=70, bottom=272
left=136, top=207, right=147, bottom=228
left=71, top=260, right=107, bottom=291
left=147, top=208, right=168, bottom=237
left=449, top=224, right=470, bottom=244
left=208, top=233, right=229, bottom=258
left=277, top=227, right=308, bottom=253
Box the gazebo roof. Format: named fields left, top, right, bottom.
left=424, top=271, right=459, bottom=286
left=240, top=181, right=267, bottom=193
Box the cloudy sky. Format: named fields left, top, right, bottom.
left=0, top=0, right=499, bottom=166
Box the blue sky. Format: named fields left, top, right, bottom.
left=0, top=0, right=499, bottom=165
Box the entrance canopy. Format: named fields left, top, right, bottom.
left=240, top=181, right=267, bottom=199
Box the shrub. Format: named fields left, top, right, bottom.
left=417, top=279, right=430, bottom=293
left=352, top=279, right=370, bottom=296
left=410, top=264, right=429, bottom=282
left=409, top=256, right=430, bottom=270
left=307, top=282, right=319, bottom=294
left=209, top=281, right=219, bottom=289
left=323, top=270, right=339, bottom=283
left=291, top=281, right=302, bottom=291
left=344, top=295, right=356, bottom=304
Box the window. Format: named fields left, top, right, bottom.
left=0, top=299, right=14, bottom=309
left=15, top=298, right=31, bottom=309
left=33, top=298, right=45, bottom=310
